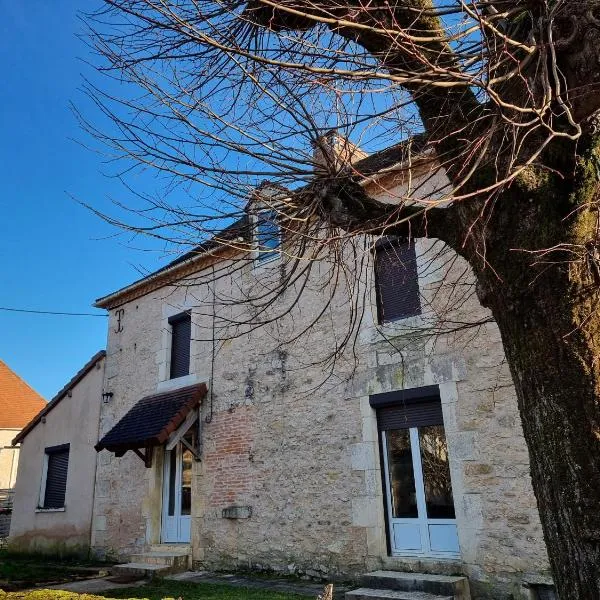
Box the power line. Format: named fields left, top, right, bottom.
left=0, top=307, right=107, bottom=317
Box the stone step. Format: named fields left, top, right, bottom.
left=150, top=543, right=191, bottom=554
left=362, top=572, right=470, bottom=600
left=112, top=562, right=173, bottom=578
left=129, top=551, right=189, bottom=569
left=346, top=589, right=453, bottom=600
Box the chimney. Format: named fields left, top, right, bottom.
left=312, top=131, right=368, bottom=172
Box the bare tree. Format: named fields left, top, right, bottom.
left=80, top=1, right=600, bottom=598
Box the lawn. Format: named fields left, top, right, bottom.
left=0, top=581, right=312, bottom=600
left=0, top=552, right=107, bottom=591
left=100, top=580, right=311, bottom=600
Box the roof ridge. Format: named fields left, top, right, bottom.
left=0, top=359, right=45, bottom=403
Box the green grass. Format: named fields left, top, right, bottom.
left=0, top=552, right=107, bottom=590
left=100, top=580, right=310, bottom=600
left=0, top=582, right=311, bottom=600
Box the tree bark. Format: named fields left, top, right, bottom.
left=479, top=263, right=600, bottom=599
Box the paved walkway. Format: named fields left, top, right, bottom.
left=167, top=571, right=351, bottom=599
left=47, top=577, right=145, bottom=593
left=46, top=570, right=350, bottom=598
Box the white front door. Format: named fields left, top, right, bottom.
left=161, top=439, right=193, bottom=543
left=382, top=424, right=459, bottom=557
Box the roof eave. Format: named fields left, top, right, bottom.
left=13, top=350, right=106, bottom=446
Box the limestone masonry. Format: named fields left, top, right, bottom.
left=90, top=228, right=550, bottom=599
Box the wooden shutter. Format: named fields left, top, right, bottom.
left=169, top=312, right=191, bottom=379
left=375, top=239, right=421, bottom=323
left=44, top=445, right=69, bottom=509
left=370, top=386, right=443, bottom=431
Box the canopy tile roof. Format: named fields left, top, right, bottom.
left=0, top=360, right=46, bottom=430
left=95, top=383, right=207, bottom=454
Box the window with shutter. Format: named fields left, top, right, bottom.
left=42, top=444, right=69, bottom=509
left=374, top=238, right=421, bottom=323
left=169, top=312, right=191, bottom=379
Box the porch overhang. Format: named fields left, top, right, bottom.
left=95, top=383, right=207, bottom=467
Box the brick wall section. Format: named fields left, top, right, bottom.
left=205, top=407, right=255, bottom=508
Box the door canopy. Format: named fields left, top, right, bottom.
left=95, top=383, right=207, bottom=467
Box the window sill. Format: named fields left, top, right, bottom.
left=252, top=252, right=281, bottom=271
left=157, top=373, right=202, bottom=393
left=360, top=313, right=426, bottom=345
left=35, top=507, right=65, bottom=513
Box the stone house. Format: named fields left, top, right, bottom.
left=9, top=351, right=105, bottom=555
left=0, top=360, right=46, bottom=540
left=89, top=141, right=553, bottom=599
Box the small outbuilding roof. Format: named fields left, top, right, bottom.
left=95, top=383, right=206, bottom=455
left=13, top=351, right=106, bottom=445
left=0, top=360, right=46, bottom=430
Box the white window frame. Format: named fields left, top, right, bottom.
left=158, top=303, right=202, bottom=392
left=168, top=310, right=192, bottom=380
left=252, top=209, right=282, bottom=268
left=38, top=444, right=69, bottom=512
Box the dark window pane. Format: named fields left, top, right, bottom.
left=169, top=313, right=191, bottom=379
left=419, top=425, right=455, bottom=519
left=168, top=449, right=176, bottom=516
left=44, top=449, right=69, bottom=509
left=375, top=239, right=421, bottom=323
left=386, top=430, right=418, bottom=518
left=256, top=211, right=280, bottom=261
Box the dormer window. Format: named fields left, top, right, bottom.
left=255, top=209, right=281, bottom=263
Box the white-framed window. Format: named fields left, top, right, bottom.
left=254, top=209, right=281, bottom=264
left=168, top=311, right=192, bottom=379
left=374, top=237, right=421, bottom=323
left=39, top=444, right=69, bottom=509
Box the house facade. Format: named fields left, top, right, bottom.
left=0, top=360, right=46, bottom=540
left=9, top=352, right=105, bottom=555
left=89, top=150, right=551, bottom=599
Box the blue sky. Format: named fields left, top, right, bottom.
left=0, top=0, right=168, bottom=400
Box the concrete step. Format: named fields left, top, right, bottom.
left=129, top=551, right=189, bottom=570
left=362, top=572, right=470, bottom=600
left=346, top=589, right=452, bottom=600
left=112, top=562, right=173, bottom=578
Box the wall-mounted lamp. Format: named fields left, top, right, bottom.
left=102, top=392, right=114, bottom=403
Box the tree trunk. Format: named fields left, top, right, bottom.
left=478, top=254, right=600, bottom=599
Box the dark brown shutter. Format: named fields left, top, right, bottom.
left=375, top=239, right=421, bottom=323
left=376, top=400, right=444, bottom=431
left=44, top=445, right=69, bottom=509
left=370, top=387, right=443, bottom=431
left=169, top=312, right=191, bottom=379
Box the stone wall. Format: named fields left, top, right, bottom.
left=91, top=236, right=551, bottom=598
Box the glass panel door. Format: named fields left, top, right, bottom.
left=162, top=439, right=193, bottom=543
left=418, top=425, right=455, bottom=519
left=382, top=425, right=459, bottom=557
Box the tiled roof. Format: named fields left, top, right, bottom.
left=94, top=216, right=250, bottom=309
left=94, top=137, right=430, bottom=309
left=95, top=383, right=207, bottom=453
left=13, top=351, right=106, bottom=445
left=0, top=360, right=46, bottom=430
